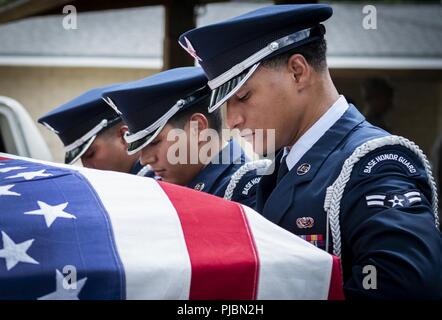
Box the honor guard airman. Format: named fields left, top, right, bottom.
left=38, top=84, right=154, bottom=177
left=102, top=67, right=269, bottom=207
left=179, top=4, right=442, bottom=298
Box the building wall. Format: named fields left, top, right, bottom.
left=0, top=66, right=157, bottom=163
left=333, top=75, right=442, bottom=157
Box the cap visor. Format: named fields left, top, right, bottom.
left=126, top=122, right=166, bottom=155
left=65, top=135, right=96, bottom=165
left=208, top=63, right=260, bottom=113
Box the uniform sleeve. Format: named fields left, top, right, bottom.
left=229, top=169, right=264, bottom=208
left=339, top=146, right=442, bottom=299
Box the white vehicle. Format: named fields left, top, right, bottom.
left=0, top=96, right=52, bottom=161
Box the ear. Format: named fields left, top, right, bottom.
left=118, top=125, right=129, bottom=146
left=188, top=113, right=209, bottom=132
left=183, top=113, right=209, bottom=145
left=287, top=54, right=311, bottom=90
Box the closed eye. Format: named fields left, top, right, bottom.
left=150, top=139, right=160, bottom=146
left=83, top=151, right=94, bottom=159
left=237, top=91, right=250, bottom=102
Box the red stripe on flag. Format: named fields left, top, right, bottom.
left=159, top=181, right=259, bottom=300
left=328, top=256, right=345, bottom=300
left=0, top=157, right=10, bottom=161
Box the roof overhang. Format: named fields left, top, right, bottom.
left=328, top=56, right=442, bottom=70
left=0, top=55, right=162, bottom=69
left=0, top=55, right=441, bottom=72
left=0, top=0, right=224, bottom=24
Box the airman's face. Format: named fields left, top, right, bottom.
left=225, top=64, right=303, bottom=155
left=138, top=123, right=203, bottom=186
left=80, top=127, right=137, bottom=173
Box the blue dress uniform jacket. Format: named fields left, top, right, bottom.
left=187, top=140, right=263, bottom=208
left=256, top=105, right=442, bottom=299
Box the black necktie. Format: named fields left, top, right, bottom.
left=276, top=154, right=289, bottom=184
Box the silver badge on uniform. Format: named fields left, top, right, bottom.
left=296, top=217, right=314, bottom=229
left=296, top=163, right=311, bottom=175
left=194, top=182, right=205, bottom=191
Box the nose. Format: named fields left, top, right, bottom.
left=139, top=147, right=157, bottom=167
left=225, top=102, right=245, bottom=130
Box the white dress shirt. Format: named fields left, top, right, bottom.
left=283, top=95, right=350, bottom=171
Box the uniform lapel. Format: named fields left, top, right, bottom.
left=187, top=139, right=246, bottom=194
left=261, top=105, right=366, bottom=224
left=129, top=160, right=143, bottom=175
left=255, top=150, right=283, bottom=212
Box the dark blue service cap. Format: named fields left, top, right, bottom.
left=179, top=4, right=333, bottom=112
left=102, top=67, right=210, bottom=154
left=38, top=84, right=122, bottom=165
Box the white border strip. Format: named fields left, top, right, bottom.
left=82, top=169, right=192, bottom=299
left=242, top=205, right=332, bottom=300
left=0, top=56, right=162, bottom=69
left=1, top=55, right=440, bottom=70
left=328, top=56, right=442, bottom=70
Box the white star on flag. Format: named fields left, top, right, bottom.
left=0, top=231, right=39, bottom=271
left=6, top=169, right=52, bottom=180
left=0, top=166, right=26, bottom=173
left=24, top=201, right=76, bottom=228
left=0, top=184, right=21, bottom=197
left=38, top=269, right=87, bottom=300
left=388, top=195, right=405, bottom=207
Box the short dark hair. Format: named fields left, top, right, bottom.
left=99, top=119, right=123, bottom=139
left=261, top=38, right=328, bottom=72
left=168, top=95, right=223, bottom=132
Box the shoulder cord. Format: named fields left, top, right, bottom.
left=323, top=135, right=439, bottom=257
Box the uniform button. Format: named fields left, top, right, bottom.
left=296, top=217, right=315, bottom=229
left=297, top=163, right=311, bottom=175
left=194, top=182, right=205, bottom=191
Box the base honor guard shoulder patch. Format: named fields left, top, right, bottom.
left=365, top=190, right=422, bottom=208
left=359, top=149, right=419, bottom=177
left=241, top=176, right=262, bottom=196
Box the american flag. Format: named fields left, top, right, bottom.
left=0, top=154, right=343, bottom=300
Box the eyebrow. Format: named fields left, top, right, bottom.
left=236, top=85, right=249, bottom=96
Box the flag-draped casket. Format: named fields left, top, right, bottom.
left=0, top=154, right=344, bottom=300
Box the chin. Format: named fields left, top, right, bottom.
left=252, top=142, right=276, bottom=158
left=252, top=144, right=265, bottom=157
